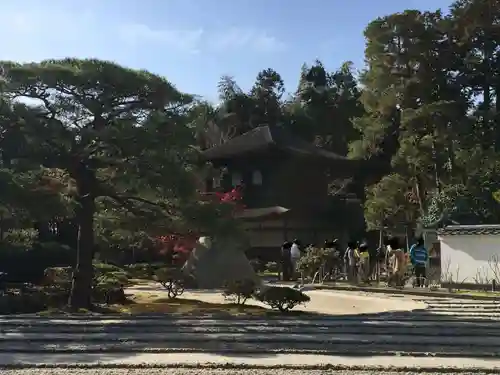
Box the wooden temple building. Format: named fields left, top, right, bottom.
left=201, top=125, right=370, bottom=261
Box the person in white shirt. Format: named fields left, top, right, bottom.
left=290, top=239, right=301, bottom=277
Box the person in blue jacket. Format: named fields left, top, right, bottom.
left=410, top=237, right=429, bottom=287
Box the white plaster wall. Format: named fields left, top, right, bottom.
left=439, top=234, right=500, bottom=283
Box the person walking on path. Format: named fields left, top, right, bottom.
left=410, top=237, right=429, bottom=287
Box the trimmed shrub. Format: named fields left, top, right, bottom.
left=94, top=263, right=124, bottom=275
left=0, top=291, right=47, bottom=314
left=93, top=263, right=128, bottom=304
left=104, top=271, right=129, bottom=286
left=249, top=259, right=265, bottom=273
left=43, top=266, right=72, bottom=287
left=0, top=262, right=130, bottom=314
left=255, top=286, right=310, bottom=312
left=43, top=264, right=129, bottom=305
left=154, top=267, right=186, bottom=299
left=124, top=263, right=153, bottom=279
left=222, top=279, right=257, bottom=305
left=93, top=277, right=126, bottom=304
left=265, top=261, right=279, bottom=273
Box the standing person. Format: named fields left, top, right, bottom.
left=358, top=242, right=370, bottom=284
left=410, top=237, right=429, bottom=287
left=280, top=241, right=292, bottom=281
left=387, top=237, right=407, bottom=287
left=345, top=241, right=359, bottom=284
left=367, top=242, right=378, bottom=281
left=335, top=239, right=347, bottom=280
left=375, top=245, right=386, bottom=282
left=290, top=239, right=301, bottom=280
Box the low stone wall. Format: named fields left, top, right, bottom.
left=440, top=281, right=498, bottom=291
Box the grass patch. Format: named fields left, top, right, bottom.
left=114, top=290, right=271, bottom=317
left=21, top=283, right=320, bottom=318
left=105, top=290, right=317, bottom=317
left=114, top=297, right=271, bottom=317
left=35, top=294, right=291, bottom=317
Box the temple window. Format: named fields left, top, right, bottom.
left=213, top=176, right=221, bottom=188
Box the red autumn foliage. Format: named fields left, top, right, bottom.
left=215, top=186, right=243, bottom=202
left=213, top=186, right=245, bottom=213
left=156, top=187, right=245, bottom=263
left=156, top=234, right=198, bottom=265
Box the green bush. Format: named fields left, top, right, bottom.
left=44, top=266, right=72, bottom=282
left=149, top=262, right=168, bottom=271
left=296, top=247, right=336, bottom=279
left=124, top=262, right=162, bottom=279
left=106, top=271, right=129, bottom=285
left=265, top=261, right=279, bottom=273
left=124, top=263, right=149, bottom=278
left=93, top=281, right=126, bottom=304
left=255, top=286, right=310, bottom=312
left=0, top=284, right=70, bottom=315
left=0, top=291, right=47, bottom=314
left=249, top=259, right=264, bottom=273
left=44, top=266, right=72, bottom=289
left=94, top=263, right=124, bottom=275
left=92, top=265, right=127, bottom=304
left=43, top=264, right=129, bottom=305
left=42, top=286, right=68, bottom=307
left=3, top=229, right=38, bottom=248
left=93, top=263, right=128, bottom=304
left=45, top=264, right=130, bottom=287
left=222, top=279, right=257, bottom=305
left=0, top=265, right=129, bottom=314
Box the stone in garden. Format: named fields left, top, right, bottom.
left=182, top=236, right=260, bottom=289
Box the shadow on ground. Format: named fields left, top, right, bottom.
left=2, top=303, right=500, bottom=362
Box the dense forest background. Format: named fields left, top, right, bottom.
left=0, top=0, right=499, bottom=307
left=194, top=0, right=500, bottom=231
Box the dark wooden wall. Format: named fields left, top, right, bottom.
left=210, top=149, right=359, bottom=212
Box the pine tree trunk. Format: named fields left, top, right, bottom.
left=68, top=168, right=96, bottom=310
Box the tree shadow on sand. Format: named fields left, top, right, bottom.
left=1, top=304, right=500, bottom=362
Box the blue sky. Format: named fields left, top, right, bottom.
left=2, top=0, right=453, bottom=102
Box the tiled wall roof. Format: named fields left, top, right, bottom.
left=438, top=225, right=500, bottom=236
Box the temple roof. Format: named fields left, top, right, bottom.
left=201, top=125, right=350, bottom=161
left=235, top=206, right=290, bottom=220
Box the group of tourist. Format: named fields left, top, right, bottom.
left=384, top=236, right=429, bottom=287
left=279, top=236, right=429, bottom=287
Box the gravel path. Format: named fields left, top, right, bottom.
left=1, top=292, right=500, bottom=369
left=1, top=370, right=498, bottom=375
